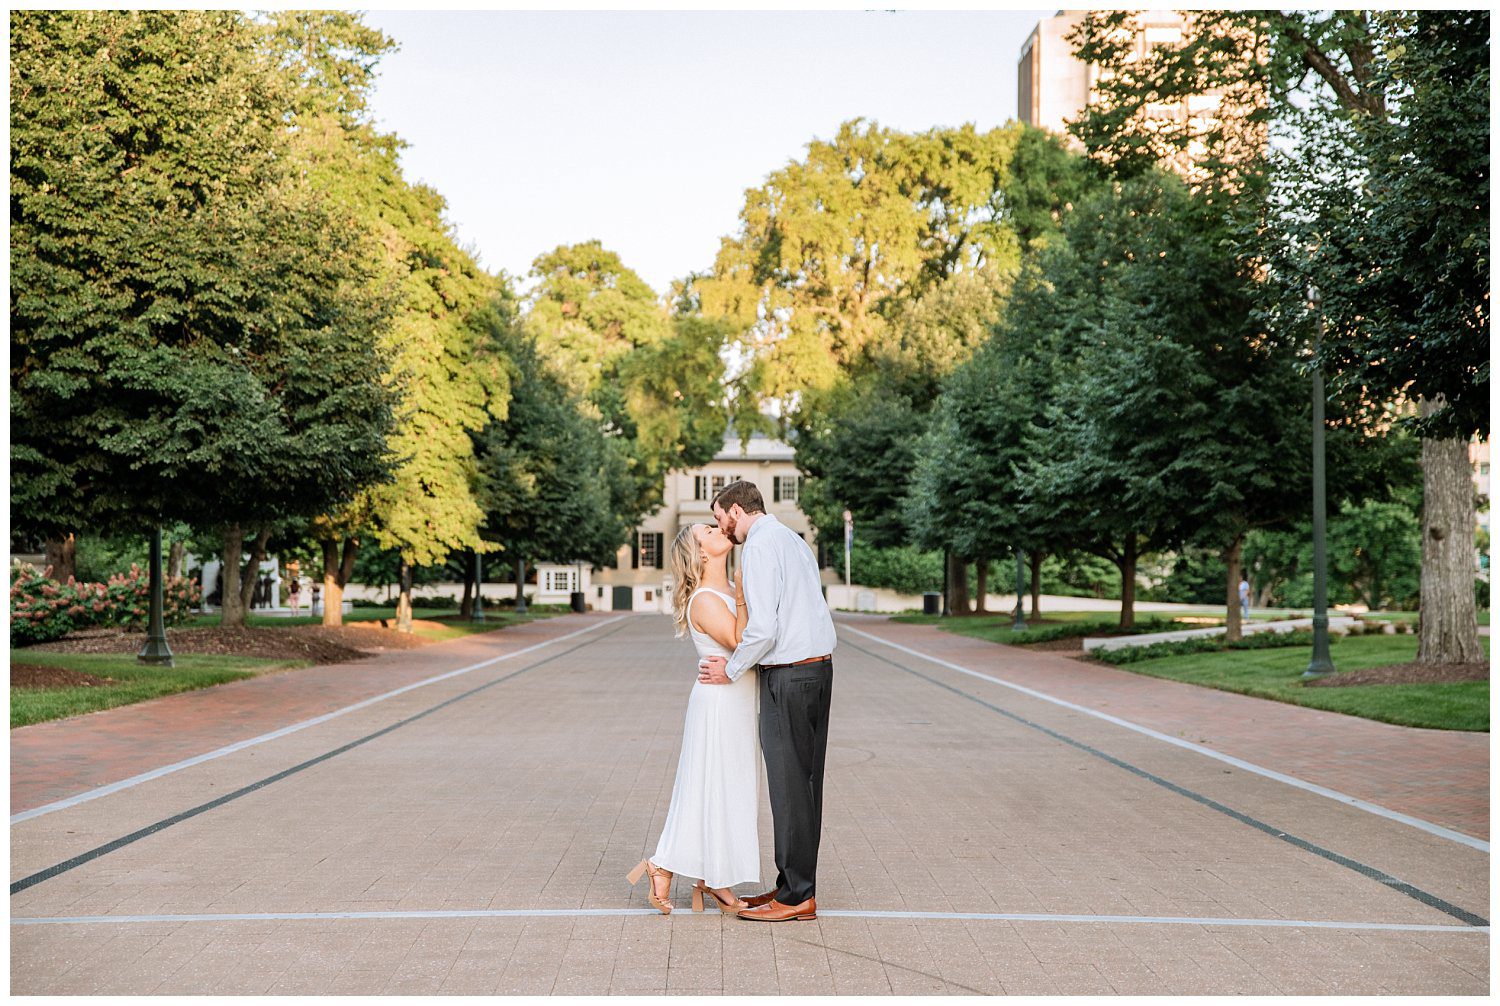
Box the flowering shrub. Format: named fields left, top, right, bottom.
left=10, top=563, right=89, bottom=645
left=99, top=565, right=201, bottom=630
left=9, top=562, right=201, bottom=646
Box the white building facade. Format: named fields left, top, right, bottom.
left=588, top=433, right=835, bottom=612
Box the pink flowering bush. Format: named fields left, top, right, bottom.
left=10, top=563, right=88, bottom=645
left=10, top=562, right=202, bottom=646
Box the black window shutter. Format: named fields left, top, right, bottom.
left=653, top=533, right=664, bottom=569
left=773, top=478, right=781, bottom=503
left=631, top=532, right=639, bottom=569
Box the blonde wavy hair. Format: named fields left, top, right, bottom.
left=669, top=524, right=704, bottom=638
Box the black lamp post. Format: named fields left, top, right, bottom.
left=1303, top=285, right=1336, bottom=678
left=515, top=558, right=528, bottom=614
left=472, top=549, right=486, bottom=622
left=137, top=526, right=173, bottom=666
left=1012, top=545, right=1028, bottom=632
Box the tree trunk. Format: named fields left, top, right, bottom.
left=321, top=536, right=359, bottom=627
left=459, top=553, right=475, bottom=619
left=1118, top=533, right=1138, bottom=629
left=235, top=527, right=271, bottom=614
left=221, top=524, right=247, bottom=627
left=948, top=554, right=972, bottom=615
left=1417, top=413, right=1482, bottom=663
left=167, top=538, right=184, bottom=580
left=514, top=559, right=527, bottom=606
left=395, top=560, right=414, bottom=633
left=44, top=534, right=76, bottom=583
left=973, top=558, right=988, bottom=615
left=1224, top=533, right=1244, bottom=643
left=1029, top=550, right=1044, bottom=618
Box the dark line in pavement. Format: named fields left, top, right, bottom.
left=11, top=621, right=633, bottom=896
left=840, top=636, right=1489, bottom=929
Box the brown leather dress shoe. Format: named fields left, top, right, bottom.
left=741, top=890, right=779, bottom=909
left=736, top=897, right=816, bottom=922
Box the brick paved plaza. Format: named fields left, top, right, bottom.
left=10, top=613, right=1490, bottom=994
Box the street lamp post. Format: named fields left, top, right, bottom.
left=472, top=549, right=486, bottom=622
left=941, top=549, right=950, bottom=617
left=1011, top=545, right=1028, bottom=632
left=842, top=509, right=853, bottom=595
left=1303, top=286, right=1336, bottom=678
left=137, top=526, right=174, bottom=666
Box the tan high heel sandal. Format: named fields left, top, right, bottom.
left=627, top=859, right=674, bottom=915
left=692, top=882, right=747, bottom=914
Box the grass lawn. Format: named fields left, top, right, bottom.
left=1103, top=634, right=1489, bottom=732
left=11, top=650, right=310, bottom=728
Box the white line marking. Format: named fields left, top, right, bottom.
left=11, top=617, right=626, bottom=826
left=840, top=623, right=1490, bottom=854
left=7, top=910, right=1486, bottom=934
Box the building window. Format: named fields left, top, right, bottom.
left=773, top=475, right=801, bottom=503
left=636, top=531, right=664, bottom=570
left=694, top=475, right=709, bottom=500
left=543, top=569, right=578, bottom=593
left=710, top=475, right=740, bottom=497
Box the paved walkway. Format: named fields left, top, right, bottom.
left=10, top=614, right=1488, bottom=994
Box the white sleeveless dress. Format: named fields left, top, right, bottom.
left=652, top=587, right=762, bottom=888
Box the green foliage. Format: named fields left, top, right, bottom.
left=1039, top=552, right=1122, bottom=599
left=846, top=543, right=944, bottom=595
left=10, top=561, right=199, bottom=646
left=524, top=243, right=728, bottom=528
left=10, top=11, right=397, bottom=536
left=1094, top=630, right=1315, bottom=665
left=474, top=329, right=630, bottom=567
left=1244, top=497, right=1423, bottom=610
left=1263, top=11, right=1489, bottom=440
left=263, top=11, right=515, bottom=570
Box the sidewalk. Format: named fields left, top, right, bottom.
left=10, top=612, right=619, bottom=818
left=10, top=613, right=1487, bottom=994
left=843, top=614, right=1489, bottom=841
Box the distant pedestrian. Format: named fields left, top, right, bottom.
left=288, top=575, right=302, bottom=614
left=1239, top=577, right=1250, bottom=620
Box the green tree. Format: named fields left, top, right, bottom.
left=473, top=329, right=629, bottom=602
left=262, top=10, right=515, bottom=630
left=1069, top=9, right=1488, bottom=661
left=10, top=11, right=397, bottom=628
left=524, top=243, right=729, bottom=525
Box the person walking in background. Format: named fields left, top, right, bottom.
left=699, top=480, right=838, bottom=923
left=1239, top=576, right=1251, bottom=620
left=286, top=560, right=302, bottom=614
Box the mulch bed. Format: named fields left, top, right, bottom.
left=11, top=664, right=115, bottom=690
left=1302, top=661, right=1489, bottom=688
left=25, top=621, right=439, bottom=666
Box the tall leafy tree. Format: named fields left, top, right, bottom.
left=1073, top=8, right=1488, bottom=660
left=524, top=242, right=729, bottom=526
left=473, top=329, right=629, bottom=600
left=262, top=11, right=515, bottom=629
left=10, top=10, right=396, bottom=627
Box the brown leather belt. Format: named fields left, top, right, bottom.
left=760, top=654, right=832, bottom=671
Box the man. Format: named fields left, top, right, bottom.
left=698, top=480, right=837, bottom=922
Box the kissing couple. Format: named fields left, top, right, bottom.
left=628, top=480, right=837, bottom=921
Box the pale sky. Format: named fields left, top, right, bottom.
left=362, top=10, right=1049, bottom=296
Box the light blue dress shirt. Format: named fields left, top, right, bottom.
left=723, top=514, right=838, bottom=682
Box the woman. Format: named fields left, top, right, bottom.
left=627, top=522, right=758, bottom=914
